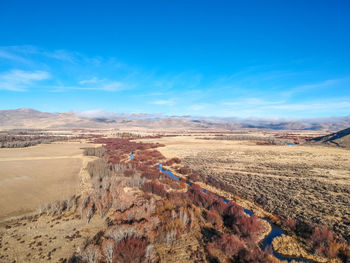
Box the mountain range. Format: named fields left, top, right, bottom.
left=1, top=108, right=350, bottom=131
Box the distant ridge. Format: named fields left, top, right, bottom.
left=1, top=108, right=350, bottom=131
left=311, top=127, right=350, bottom=149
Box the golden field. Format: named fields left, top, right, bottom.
left=0, top=142, right=97, bottom=221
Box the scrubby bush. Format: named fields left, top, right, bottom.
left=232, top=215, right=263, bottom=241
left=206, top=209, right=223, bottom=228
left=114, top=237, right=148, bottom=263
left=188, top=172, right=200, bottom=181
left=311, top=227, right=338, bottom=257
left=282, top=218, right=296, bottom=231
left=82, top=244, right=101, bottom=263
left=178, top=166, right=190, bottom=174
left=232, top=247, right=268, bottom=262
left=164, top=157, right=181, bottom=166
left=124, top=168, right=135, bottom=177
left=83, top=147, right=106, bottom=158
left=101, top=239, right=115, bottom=263
left=207, top=234, right=245, bottom=257
left=87, top=159, right=112, bottom=178
left=142, top=181, right=167, bottom=197
left=212, top=200, right=227, bottom=216
left=188, top=184, right=216, bottom=209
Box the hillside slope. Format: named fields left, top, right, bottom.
left=311, top=127, right=350, bottom=148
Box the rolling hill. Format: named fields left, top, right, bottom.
left=1, top=108, right=350, bottom=131
left=311, top=127, right=350, bottom=148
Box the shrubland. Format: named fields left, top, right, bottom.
left=66, top=138, right=278, bottom=262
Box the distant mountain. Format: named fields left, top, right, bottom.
left=0, top=108, right=350, bottom=131
left=0, top=108, right=218, bottom=131
left=311, top=127, right=350, bottom=148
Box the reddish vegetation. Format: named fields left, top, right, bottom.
left=282, top=218, right=296, bottom=231
left=93, top=137, right=164, bottom=164
left=207, top=234, right=245, bottom=257
left=206, top=209, right=223, bottom=228
left=123, top=169, right=135, bottom=177
left=164, top=157, right=181, bottom=166
left=141, top=181, right=167, bottom=197
left=73, top=137, right=348, bottom=263
left=177, top=166, right=190, bottom=174
left=309, top=226, right=347, bottom=258
left=114, top=237, right=148, bottom=263
left=188, top=172, right=200, bottom=181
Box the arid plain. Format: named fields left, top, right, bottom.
left=139, top=134, right=350, bottom=242
left=0, top=142, right=98, bottom=221
left=0, top=128, right=349, bottom=263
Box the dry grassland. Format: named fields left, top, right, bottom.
left=0, top=142, right=98, bottom=221
left=0, top=211, right=106, bottom=262
left=139, top=134, right=350, bottom=242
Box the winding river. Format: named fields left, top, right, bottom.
left=130, top=153, right=308, bottom=262
left=157, top=163, right=309, bottom=262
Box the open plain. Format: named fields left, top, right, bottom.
left=139, top=133, right=350, bottom=242
left=0, top=142, right=98, bottom=221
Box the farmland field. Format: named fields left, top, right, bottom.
left=0, top=142, right=97, bottom=221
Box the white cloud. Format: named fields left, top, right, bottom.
left=216, top=96, right=350, bottom=118
left=150, top=99, right=175, bottom=106
left=0, top=69, right=50, bottom=91
left=222, top=98, right=284, bottom=106
left=265, top=101, right=350, bottom=111
left=76, top=109, right=118, bottom=119
left=0, top=50, right=31, bottom=64
left=42, top=49, right=77, bottom=63
left=100, top=81, right=124, bottom=91
left=79, top=77, right=101, bottom=85
left=75, top=81, right=126, bottom=91
left=283, top=77, right=350, bottom=98
left=188, top=104, right=208, bottom=111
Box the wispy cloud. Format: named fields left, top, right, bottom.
left=219, top=97, right=350, bottom=118
left=50, top=81, right=129, bottom=92
left=0, top=69, right=50, bottom=91
left=0, top=50, right=32, bottom=64
left=150, top=99, right=175, bottom=106
left=79, top=77, right=101, bottom=85
left=264, top=101, right=350, bottom=111
left=283, top=77, right=350, bottom=97
left=77, top=81, right=127, bottom=91
left=77, top=77, right=129, bottom=92
left=188, top=104, right=209, bottom=111
left=0, top=46, right=79, bottom=64
left=222, top=98, right=284, bottom=106
left=76, top=109, right=119, bottom=119
left=1, top=45, right=349, bottom=118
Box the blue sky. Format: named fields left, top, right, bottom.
left=0, top=0, right=349, bottom=118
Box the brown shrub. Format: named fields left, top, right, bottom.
left=123, top=169, right=135, bottom=177
left=232, top=215, right=263, bottom=241
left=188, top=172, right=200, bottom=181
left=212, top=200, right=227, bottom=216
left=83, top=147, right=106, bottom=158
left=164, top=157, right=181, bottom=166
left=282, top=218, right=296, bottom=231
left=206, top=209, right=223, bottom=228
left=178, top=166, right=190, bottom=174
left=114, top=237, right=148, bottom=263
left=82, top=244, right=101, bottom=263
left=101, top=239, right=115, bottom=263
left=311, top=227, right=338, bottom=258
left=142, top=181, right=167, bottom=197
left=207, top=234, right=245, bottom=257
